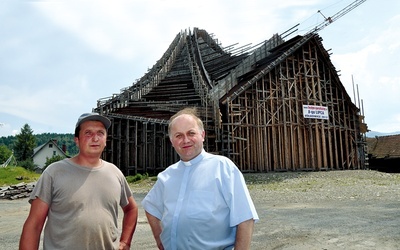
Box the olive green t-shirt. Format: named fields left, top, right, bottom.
left=29, top=158, right=132, bottom=250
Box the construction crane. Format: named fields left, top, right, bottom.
left=282, top=0, right=367, bottom=39
left=311, top=0, right=367, bottom=34
left=229, top=0, right=367, bottom=102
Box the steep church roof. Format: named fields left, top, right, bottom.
left=96, top=28, right=251, bottom=121
left=96, top=28, right=357, bottom=121
left=94, top=27, right=366, bottom=173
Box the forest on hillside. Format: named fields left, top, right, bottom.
left=0, top=133, right=78, bottom=156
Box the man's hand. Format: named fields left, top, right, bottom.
left=119, top=241, right=130, bottom=250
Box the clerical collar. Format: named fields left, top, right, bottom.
left=182, top=149, right=206, bottom=166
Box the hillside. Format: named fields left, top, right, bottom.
left=366, top=130, right=400, bottom=137
left=0, top=133, right=78, bottom=156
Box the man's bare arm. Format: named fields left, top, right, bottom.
left=234, top=219, right=255, bottom=250
left=19, top=198, right=49, bottom=250
left=145, top=211, right=164, bottom=250
left=119, top=196, right=139, bottom=249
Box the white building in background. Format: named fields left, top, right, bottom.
left=33, top=139, right=68, bottom=171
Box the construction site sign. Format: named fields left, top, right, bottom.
left=303, top=105, right=329, bottom=120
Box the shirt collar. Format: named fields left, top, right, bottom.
left=181, top=149, right=206, bottom=166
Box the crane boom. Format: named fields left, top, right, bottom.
left=228, top=0, right=367, bottom=103
left=309, top=0, right=367, bottom=34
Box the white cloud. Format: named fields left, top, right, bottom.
left=0, top=74, right=94, bottom=132
left=1, top=0, right=399, bottom=136
left=326, top=4, right=400, bottom=133
left=32, top=0, right=325, bottom=62
left=34, top=1, right=141, bottom=61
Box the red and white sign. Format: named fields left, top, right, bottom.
left=303, top=105, right=329, bottom=120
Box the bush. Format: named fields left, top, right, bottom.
left=126, top=173, right=149, bottom=183
left=19, top=159, right=36, bottom=171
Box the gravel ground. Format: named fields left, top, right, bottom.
left=1, top=170, right=399, bottom=250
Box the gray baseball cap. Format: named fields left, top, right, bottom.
left=75, top=113, right=111, bottom=129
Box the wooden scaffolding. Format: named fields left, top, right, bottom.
left=94, top=28, right=367, bottom=175
left=219, top=37, right=360, bottom=172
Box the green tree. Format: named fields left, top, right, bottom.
left=44, top=155, right=65, bottom=170
left=0, top=145, right=12, bottom=163
left=13, top=124, right=36, bottom=163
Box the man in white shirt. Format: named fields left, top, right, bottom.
left=142, top=107, right=258, bottom=250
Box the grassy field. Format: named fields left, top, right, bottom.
left=0, top=166, right=151, bottom=187
left=0, top=166, right=41, bottom=186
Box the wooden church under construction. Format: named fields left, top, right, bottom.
left=94, top=27, right=368, bottom=175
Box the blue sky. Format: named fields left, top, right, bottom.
left=1, top=0, right=399, bottom=137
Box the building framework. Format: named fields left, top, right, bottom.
left=95, top=28, right=367, bottom=175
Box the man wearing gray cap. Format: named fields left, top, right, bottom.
left=20, top=113, right=138, bottom=250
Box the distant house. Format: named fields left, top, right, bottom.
left=33, top=139, right=69, bottom=171
left=367, top=134, right=400, bottom=173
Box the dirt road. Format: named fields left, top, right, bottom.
left=1, top=170, right=399, bottom=249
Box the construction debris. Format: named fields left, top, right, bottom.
left=0, top=182, right=35, bottom=200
